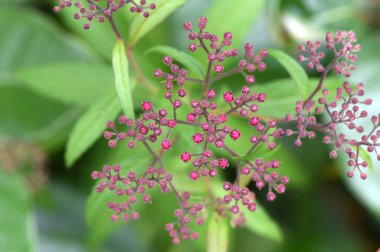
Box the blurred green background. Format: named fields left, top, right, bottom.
left=1, top=0, right=380, bottom=251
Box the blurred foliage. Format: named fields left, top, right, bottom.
left=1, top=0, right=380, bottom=251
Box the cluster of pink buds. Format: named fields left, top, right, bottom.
left=298, top=41, right=325, bottom=72
left=104, top=101, right=175, bottom=151
left=284, top=101, right=317, bottom=147
left=298, top=30, right=361, bottom=77
left=183, top=17, right=238, bottom=75
left=241, top=159, right=288, bottom=201
left=154, top=56, right=188, bottom=99
left=238, top=43, right=268, bottom=84
left=182, top=17, right=268, bottom=84
left=53, top=0, right=156, bottom=29
left=222, top=182, right=256, bottom=214
left=181, top=149, right=230, bottom=181
left=326, top=30, right=361, bottom=77
left=287, top=30, right=380, bottom=179
left=91, top=164, right=173, bottom=222
left=165, top=191, right=204, bottom=244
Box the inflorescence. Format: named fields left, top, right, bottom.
left=54, top=0, right=156, bottom=29
left=53, top=4, right=380, bottom=244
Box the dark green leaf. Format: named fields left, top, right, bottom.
left=112, top=39, right=135, bottom=119
left=16, top=63, right=114, bottom=106
left=268, top=49, right=309, bottom=98
left=128, top=0, right=187, bottom=47
left=65, top=92, right=120, bottom=167
left=146, top=45, right=205, bottom=79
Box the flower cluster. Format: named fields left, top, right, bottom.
left=91, top=164, right=173, bottom=222
left=154, top=56, right=188, bottom=99
left=298, top=30, right=361, bottom=77
left=104, top=101, right=175, bottom=150
left=284, top=101, right=317, bottom=147
left=183, top=16, right=238, bottom=75
left=77, top=8, right=379, bottom=244
left=182, top=16, right=268, bottom=84
left=222, top=182, right=256, bottom=214
left=54, top=0, right=156, bottom=29
left=286, top=30, right=380, bottom=179
left=242, top=159, right=289, bottom=201
left=90, top=16, right=291, bottom=244
left=165, top=191, right=205, bottom=244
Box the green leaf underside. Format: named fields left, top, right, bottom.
left=16, top=63, right=114, bottom=106
left=85, top=155, right=150, bottom=249
left=112, top=39, right=135, bottom=119
left=207, top=213, right=229, bottom=252
left=146, top=45, right=205, bottom=79
left=128, top=0, right=187, bottom=46
left=268, top=49, right=309, bottom=98
left=65, top=92, right=121, bottom=167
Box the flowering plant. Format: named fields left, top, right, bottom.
left=51, top=0, right=380, bottom=248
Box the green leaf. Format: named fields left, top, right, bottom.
left=85, top=155, right=150, bottom=250
left=0, top=6, right=94, bottom=73
left=128, top=0, right=187, bottom=47
left=253, top=77, right=342, bottom=118
left=65, top=92, right=120, bottom=167
left=16, top=63, right=114, bottom=106
left=0, top=83, right=70, bottom=140
left=253, top=78, right=301, bottom=118
left=146, top=45, right=205, bottom=79
left=268, top=49, right=309, bottom=98
left=207, top=213, right=229, bottom=252
left=359, top=146, right=373, bottom=174
left=112, top=39, right=135, bottom=119
left=205, top=0, right=265, bottom=47
left=0, top=170, right=37, bottom=252
left=242, top=200, right=283, bottom=243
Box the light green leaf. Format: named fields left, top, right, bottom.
left=242, top=200, right=283, bottom=243
left=268, top=49, right=309, bottom=98
left=207, top=213, right=229, bottom=252
left=65, top=92, right=120, bottom=167
left=128, top=0, right=187, bottom=47
left=16, top=63, right=114, bottom=106
left=86, top=155, right=150, bottom=250
left=0, top=170, right=37, bottom=252
left=146, top=45, right=205, bottom=79
left=205, top=0, right=265, bottom=47
left=112, top=39, right=135, bottom=119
